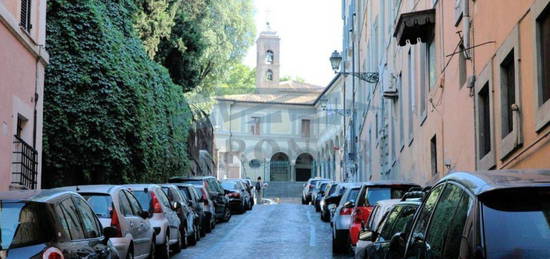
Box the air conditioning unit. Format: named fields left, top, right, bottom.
left=383, top=83, right=398, bottom=99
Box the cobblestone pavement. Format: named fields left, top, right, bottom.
left=172, top=201, right=353, bottom=259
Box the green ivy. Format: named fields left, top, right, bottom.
left=42, top=0, right=192, bottom=187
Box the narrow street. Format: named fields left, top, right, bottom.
left=174, top=201, right=350, bottom=259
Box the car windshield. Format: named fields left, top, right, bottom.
left=81, top=194, right=112, bottom=218
left=221, top=181, right=239, bottom=190
left=482, top=188, right=550, bottom=259
left=346, top=188, right=360, bottom=203
left=366, top=187, right=407, bottom=206
left=133, top=191, right=152, bottom=211
left=0, top=201, right=52, bottom=249
left=328, top=185, right=338, bottom=196
left=178, top=187, right=192, bottom=200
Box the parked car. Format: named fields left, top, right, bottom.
left=320, top=182, right=340, bottom=221
left=359, top=197, right=421, bottom=259
left=331, top=183, right=362, bottom=254
left=0, top=189, right=119, bottom=258
left=125, top=184, right=181, bottom=258
left=302, top=177, right=329, bottom=204
left=354, top=199, right=401, bottom=259
left=313, top=181, right=331, bottom=211
left=391, top=170, right=550, bottom=259
left=173, top=183, right=215, bottom=235
left=221, top=179, right=252, bottom=213
left=193, top=185, right=217, bottom=231
left=161, top=184, right=201, bottom=246
left=59, top=185, right=155, bottom=259
left=349, top=181, right=420, bottom=247
left=238, top=178, right=255, bottom=209
left=169, top=176, right=232, bottom=222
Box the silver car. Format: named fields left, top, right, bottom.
left=125, top=184, right=182, bottom=258
left=331, top=183, right=362, bottom=253
left=58, top=185, right=155, bottom=259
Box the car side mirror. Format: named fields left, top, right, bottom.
left=139, top=210, right=151, bottom=219
left=343, top=201, right=355, bottom=208
left=102, top=226, right=118, bottom=244
left=359, top=230, right=374, bottom=242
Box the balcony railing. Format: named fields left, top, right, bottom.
left=12, top=135, right=38, bottom=189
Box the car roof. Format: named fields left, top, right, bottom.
left=361, top=180, right=420, bottom=187
left=0, top=189, right=77, bottom=203
left=123, top=184, right=161, bottom=190
left=56, top=185, right=119, bottom=194
left=170, top=176, right=215, bottom=181
left=440, top=170, right=550, bottom=195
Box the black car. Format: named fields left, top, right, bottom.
left=221, top=179, right=252, bottom=213
left=302, top=178, right=330, bottom=204
left=161, top=184, right=201, bottom=246
left=0, top=190, right=119, bottom=259
left=173, top=183, right=214, bottom=235
left=360, top=194, right=423, bottom=259
left=314, top=181, right=331, bottom=212
left=320, top=182, right=340, bottom=221
left=390, top=170, right=550, bottom=259
left=169, top=176, right=231, bottom=222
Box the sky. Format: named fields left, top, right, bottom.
left=243, top=0, right=343, bottom=87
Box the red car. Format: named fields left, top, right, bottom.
left=348, top=181, right=420, bottom=246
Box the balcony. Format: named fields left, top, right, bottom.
left=11, top=135, right=38, bottom=189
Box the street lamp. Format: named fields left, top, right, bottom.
left=329, top=50, right=380, bottom=84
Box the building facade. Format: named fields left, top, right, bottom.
left=0, top=0, right=48, bottom=191
left=336, top=0, right=550, bottom=185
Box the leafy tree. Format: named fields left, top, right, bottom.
left=43, top=0, right=192, bottom=187
left=215, top=63, right=256, bottom=95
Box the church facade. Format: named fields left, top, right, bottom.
left=211, top=27, right=346, bottom=182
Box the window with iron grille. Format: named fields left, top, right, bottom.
left=20, top=0, right=32, bottom=32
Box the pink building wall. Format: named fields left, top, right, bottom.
left=0, top=0, right=48, bottom=191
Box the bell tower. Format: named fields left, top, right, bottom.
left=256, top=22, right=280, bottom=88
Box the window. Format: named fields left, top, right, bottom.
left=379, top=206, right=403, bottom=241
left=427, top=35, right=437, bottom=91
left=301, top=119, right=311, bottom=137
left=118, top=191, right=133, bottom=216
left=430, top=135, right=437, bottom=175
left=59, top=198, right=85, bottom=240
left=500, top=52, right=515, bottom=137
left=266, top=70, right=273, bottom=81
left=250, top=116, right=261, bottom=135
left=441, top=190, right=472, bottom=258
left=410, top=184, right=445, bottom=243
left=265, top=50, right=274, bottom=64
left=20, top=0, right=32, bottom=32
left=124, top=191, right=144, bottom=215
left=81, top=194, right=112, bottom=218
left=533, top=0, right=550, bottom=130
left=16, top=115, right=27, bottom=138
left=408, top=49, right=415, bottom=141
left=425, top=184, right=471, bottom=258
left=475, top=63, right=495, bottom=169
left=391, top=205, right=418, bottom=235
left=73, top=197, right=102, bottom=238
left=478, top=84, right=491, bottom=157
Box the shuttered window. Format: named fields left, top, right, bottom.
left=20, top=0, right=32, bottom=32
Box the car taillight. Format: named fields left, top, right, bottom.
left=43, top=247, right=64, bottom=259
left=151, top=192, right=163, bottom=213
left=201, top=189, right=209, bottom=205
left=340, top=208, right=353, bottom=215
left=228, top=192, right=240, bottom=198
left=110, top=207, right=123, bottom=238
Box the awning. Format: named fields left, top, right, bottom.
left=394, top=9, right=436, bottom=47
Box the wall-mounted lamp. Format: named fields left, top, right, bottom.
left=330, top=50, right=380, bottom=84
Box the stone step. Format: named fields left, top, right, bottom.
left=263, top=181, right=305, bottom=198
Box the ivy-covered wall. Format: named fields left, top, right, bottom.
left=42, top=0, right=192, bottom=187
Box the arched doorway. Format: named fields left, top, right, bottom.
left=270, top=152, right=290, bottom=181
left=295, top=153, right=314, bottom=181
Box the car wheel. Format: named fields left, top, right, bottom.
left=204, top=217, right=212, bottom=233
left=189, top=228, right=197, bottom=246
left=156, top=233, right=170, bottom=258
left=222, top=206, right=232, bottom=222
left=172, top=229, right=183, bottom=253
left=332, top=230, right=350, bottom=254
left=301, top=197, right=307, bottom=205
left=148, top=237, right=156, bottom=259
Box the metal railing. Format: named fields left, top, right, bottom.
left=11, top=135, right=38, bottom=189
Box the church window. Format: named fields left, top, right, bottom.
left=266, top=50, right=274, bottom=64
left=266, top=70, right=273, bottom=81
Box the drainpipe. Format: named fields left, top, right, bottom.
left=463, top=0, right=471, bottom=59
left=33, top=46, right=43, bottom=149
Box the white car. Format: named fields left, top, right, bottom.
left=126, top=184, right=182, bottom=258
left=58, top=185, right=156, bottom=259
